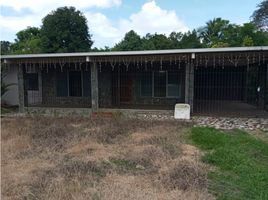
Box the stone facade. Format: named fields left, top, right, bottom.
left=25, top=63, right=187, bottom=110
left=98, top=65, right=186, bottom=108
left=41, top=68, right=91, bottom=108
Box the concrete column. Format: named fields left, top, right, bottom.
left=258, top=64, right=266, bottom=109
left=189, top=63, right=195, bottom=112
left=243, top=64, right=249, bottom=102
left=185, top=63, right=194, bottom=112
left=264, top=64, right=268, bottom=110
left=18, top=64, right=25, bottom=112
left=185, top=64, right=189, bottom=104
left=91, top=62, right=99, bottom=112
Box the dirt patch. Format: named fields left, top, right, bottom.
left=1, top=117, right=212, bottom=200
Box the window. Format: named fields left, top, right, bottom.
left=154, top=71, right=166, bottom=97
left=69, top=71, right=82, bottom=96
left=140, top=71, right=181, bottom=98
left=56, top=70, right=90, bottom=97
left=26, top=73, right=38, bottom=90
left=82, top=71, right=91, bottom=97
left=167, top=71, right=180, bottom=97
left=56, top=71, right=68, bottom=96
left=140, top=72, right=152, bottom=97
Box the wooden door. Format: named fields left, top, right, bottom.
left=120, top=73, right=133, bottom=103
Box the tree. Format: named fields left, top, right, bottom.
left=113, top=30, right=142, bottom=51
left=180, top=30, right=203, bottom=48
left=40, top=6, right=93, bottom=53
left=142, top=33, right=174, bottom=50
left=251, top=0, right=268, bottom=31
left=11, top=27, right=42, bottom=54
left=0, top=41, right=12, bottom=55
left=224, top=23, right=268, bottom=47
left=199, top=18, right=231, bottom=47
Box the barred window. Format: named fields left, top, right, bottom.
left=26, top=73, right=38, bottom=91
left=140, top=72, right=152, bottom=97
left=154, top=71, right=166, bottom=97
left=69, top=71, right=82, bottom=97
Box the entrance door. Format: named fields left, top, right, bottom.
left=120, top=73, right=133, bottom=103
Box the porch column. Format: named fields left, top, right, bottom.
left=258, top=64, right=267, bottom=109
left=185, top=63, right=194, bottom=112
left=18, top=64, right=25, bottom=112
left=91, top=62, right=99, bottom=112
left=243, top=64, right=250, bottom=102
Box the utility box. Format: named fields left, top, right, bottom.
left=174, top=104, right=190, bottom=119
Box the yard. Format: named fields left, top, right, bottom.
left=1, top=117, right=268, bottom=200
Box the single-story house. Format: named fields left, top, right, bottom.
left=1, top=46, right=268, bottom=117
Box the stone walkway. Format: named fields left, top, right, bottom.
left=134, top=113, right=268, bottom=132
left=193, top=117, right=268, bottom=132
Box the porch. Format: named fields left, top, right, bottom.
left=2, top=47, right=268, bottom=118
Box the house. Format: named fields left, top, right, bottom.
left=1, top=47, right=268, bottom=117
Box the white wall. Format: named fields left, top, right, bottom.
left=1, top=65, right=19, bottom=105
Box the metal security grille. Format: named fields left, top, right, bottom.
left=100, top=61, right=186, bottom=110
left=24, top=63, right=92, bottom=108
left=6, top=50, right=267, bottom=117
left=194, top=63, right=268, bottom=117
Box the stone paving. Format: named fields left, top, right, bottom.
left=134, top=113, right=268, bottom=132
left=193, top=117, right=268, bottom=132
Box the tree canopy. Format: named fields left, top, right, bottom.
left=1, top=3, right=267, bottom=54
left=40, top=6, right=93, bottom=53
left=0, top=41, right=12, bottom=55
left=251, top=0, right=268, bottom=31
left=113, top=30, right=143, bottom=51
left=11, top=27, right=42, bottom=54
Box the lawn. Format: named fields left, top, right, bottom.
left=190, top=127, right=268, bottom=200
left=1, top=117, right=211, bottom=200
left=1, top=117, right=267, bottom=200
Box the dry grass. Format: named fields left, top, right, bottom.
left=1, top=116, right=214, bottom=200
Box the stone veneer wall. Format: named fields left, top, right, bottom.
left=99, top=70, right=112, bottom=107
left=41, top=68, right=91, bottom=108
left=39, top=65, right=186, bottom=109
left=98, top=66, right=186, bottom=108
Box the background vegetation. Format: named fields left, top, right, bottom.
left=1, top=1, right=268, bottom=55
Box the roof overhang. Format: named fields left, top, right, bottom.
left=1, top=46, right=268, bottom=60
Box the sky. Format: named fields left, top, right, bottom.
left=0, top=0, right=263, bottom=48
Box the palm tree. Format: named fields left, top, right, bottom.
left=199, top=18, right=231, bottom=47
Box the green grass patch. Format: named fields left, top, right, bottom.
left=190, top=127, right=268, bottom=200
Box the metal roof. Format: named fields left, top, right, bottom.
left=1, top=46, right=268, bottom=59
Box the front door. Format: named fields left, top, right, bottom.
left=120, top=73, right=133, bottom=103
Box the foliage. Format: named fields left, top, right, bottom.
left=40, top=6, right=93, bottom=53
left=0, top=41, right=12, bottom=55
left=3, top=3, right=268, bottom=53
left=179, top=30, right=203, bottom=48
left=142, top=33, right=175, bottom=50
left=113, top=30, right=203, bottom=51
left=113, top=30, right=143, bottom=51
left=11, top=27, right=42, bottom=54
left=198, top=18, right=268, bottom=47
left=198, top=18, right=232, bottom=47
left=190, top=127, right=268, bottom=200
left=251, top=0, right=268, bottom=31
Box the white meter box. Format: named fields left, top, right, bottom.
left=174, top=104, right=190, bottom=119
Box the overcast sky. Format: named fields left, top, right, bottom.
left=0, top=0, right=262, bottom=48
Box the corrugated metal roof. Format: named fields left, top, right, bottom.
left=1, top=46, right=268, bottom=59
